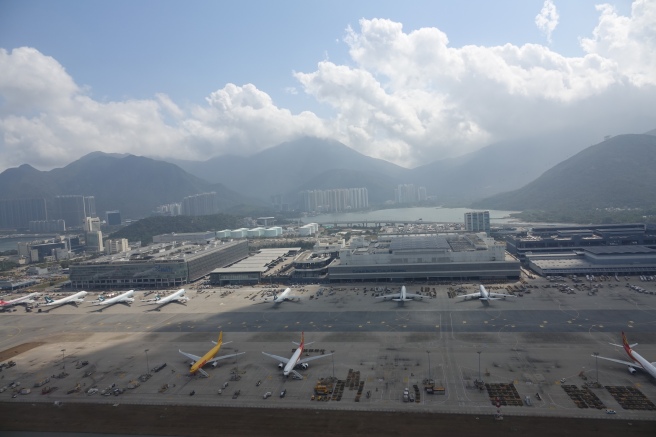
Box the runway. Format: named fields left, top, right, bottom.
left=8, top=308, right=656, bottom=335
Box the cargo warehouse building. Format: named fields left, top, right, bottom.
left=327, top=233, right=520, bottom=283
left=69, top=240, right=248, bottom=289
left=505, top=223, right=656, bottom=262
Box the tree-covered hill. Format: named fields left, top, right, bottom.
left=109, top=214, right=240, bottom=245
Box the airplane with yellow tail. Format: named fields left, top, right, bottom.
left=179, top=332, right=244, bottom=377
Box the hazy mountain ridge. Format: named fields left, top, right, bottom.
left=472, top=134, right=656, bottom=211
left=167, top=132, right=602, bottom=206
left=0, top=153, right=246, bottom=219
left=3, top=130, right=656, bottom=221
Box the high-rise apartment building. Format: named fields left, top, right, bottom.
left=464, top=210, right=490, bottom=233
left=54, top=195, right=95, bottom=228
left=394, top=184, right=427, bottom=204
left=104, top=238, right=129, bottom=255
left=299, top=188, right=368, bottom=213
left=106, top=210, right=122, bottom=226
left=0, top=198, right=47, bottom=229
left=181, top=193, right=218, bottom=216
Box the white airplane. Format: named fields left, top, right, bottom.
left=90, top=290, right=135, bottom=309
left=42, top=291, right=88, bottom=309
left=141, top=288, right=188, bottom=310
left=377, top=285, right=424, bottom=302
left=594, top=332, right=656, bottom=379
left=262, top=332, right=332, bottom=379
left=461, top=285, right=514, bottom=302
left=263, top=287, right=299, bottom=303
left=0, top=292, right=41, bottom=309
left=179, top=331, right=245, bottom=377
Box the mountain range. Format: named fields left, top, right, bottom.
left=1, top=129, right=655, bottom=220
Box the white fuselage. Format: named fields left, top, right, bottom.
left=44, top=291, right=88, bottom=306
left=274, top=288, right=292, bottom=303
left=94, top=290, right=135, bottom=306
left=283, top=345, right=303, bottom=376
left=479, top=285, right=489, bottom=299
left=160, top=289, right=186, bottom=303
left=0, top=292, right=41, bottom=307
left=628, top=347, right=656, bottom=379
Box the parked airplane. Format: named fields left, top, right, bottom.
left=179, top=331, right=244, bottom=377
left=376, top=285, right=423, bottom=302
left=0, top=292, right=41, bottom=309
left=263, top=287, right=299, bottom=303
left=262, top=332, right=332, bottom=379
left=141, top=288, right=188, bottom=310
left=461, top=285, right=514, bottom=302
left=90, top=290, right=135, bottom=309
left=42, top=291, right=88, bottom=309
left=594, top=332, right=656, bottom=379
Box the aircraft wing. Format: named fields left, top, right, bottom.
left=377, top=293, right=401, bottom=300
left=404, top=293, right=423, bottom=300
left=297, top=352, right=333, bottom=366
left=262, top=352, right=290, bottom=364
left=208, top=352, right=245, bottom=364
left=489, top=292, right=515, bottom=298
left=595, top=355, right=640, bottom=368
left=179, top=350, right=203, bottom=362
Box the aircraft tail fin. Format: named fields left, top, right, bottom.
left=44, top=296, right=53, bottom=303
left=300, top=331, right=305, bottom=348
left=218, top=331, right=223, bottom=344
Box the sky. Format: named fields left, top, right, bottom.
left=0, top=0, right=654, bottom=173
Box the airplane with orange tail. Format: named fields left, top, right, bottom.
left=594, top=332, right=656, bottom=379
left=262, top=332, right=332, bottom=379
left=179, top=332, right=244, bottom=377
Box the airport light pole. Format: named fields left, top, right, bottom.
left=331, top=350, right=335, bottom=379
left=144, top=349, right=150, bottom=376
left=61, top=349, right=66, bottom=370
left=477, top=351, right=482, bottom=383
left=426, top=350, right=431, bottom=381
left=593, top=352, right=599, bottom=384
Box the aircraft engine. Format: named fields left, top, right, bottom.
left=301, top=363, right=309, bottom=369
left=211, top=361, right=219, bottom=368
left=628, top=366, right=637, bottom=374
left=278, top=363, right=284, bottom=369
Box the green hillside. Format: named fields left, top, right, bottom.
left=473, top=134, right=656, bottom=212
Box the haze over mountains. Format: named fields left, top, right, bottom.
left=1, top=129, right=655, bottom=220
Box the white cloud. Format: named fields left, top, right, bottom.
left=535, top=0, right=560, bottom=44
left=0, top=1, right=655, bottom=173
left=580, top=0, right=656, bottom=86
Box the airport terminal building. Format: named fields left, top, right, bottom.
left=527, top=246, right=656, bottom=276
left=327, top=233, right=520, bottom=283
left=69, top=240, right=248, bottom=289
left=505, top=223, right=656, bottom=262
